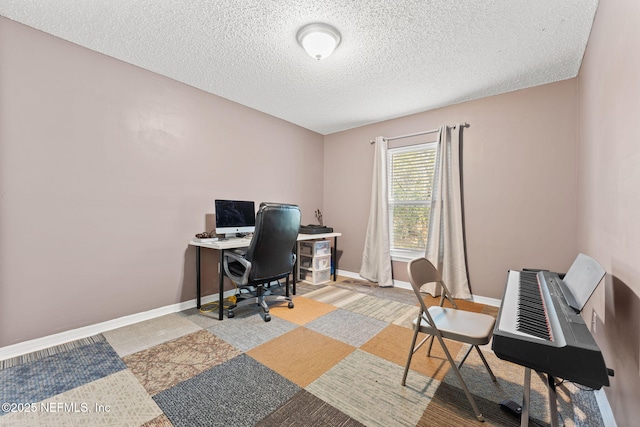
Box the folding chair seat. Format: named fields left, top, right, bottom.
left=402, top=257, right=497, bottom=422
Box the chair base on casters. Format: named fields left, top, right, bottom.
left=227, top=280, right=294, bottom=322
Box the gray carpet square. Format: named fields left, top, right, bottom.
left=0, top=340, right=125, bottom=406
left=153, top=354, right=299, bottom=427
left=305, top=308, right=389, bottom=347
left=0, top=335, right=106, bottom=369
left=206, top=312, right=297, bottom=351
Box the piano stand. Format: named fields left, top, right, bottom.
left=521, top=368, right=531, bottom=427
left=520, top=368, right=559, bottom=427
left=545, top=372, right=559, bottom=427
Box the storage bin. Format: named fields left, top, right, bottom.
left=299, top=240, right=331, bottom=256
left=299, top=267, right=331, bottom=285
left=299, top=254, right=331, bottom=270
left=312, top=254, right=331, bottom=270
left=300, top=255, right=313, bottom=269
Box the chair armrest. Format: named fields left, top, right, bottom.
left=223, top=251, right=252, bottom=286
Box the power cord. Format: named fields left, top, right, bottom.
left=198, top=279, right=284, bottom=315
left=199, top=282, right=239, bottom=314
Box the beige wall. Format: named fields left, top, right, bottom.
left=324, top=79, right=579, bottom=299
left=4, top=6, right=639, bottom=423
left=576, top=0, right=640, bottom=424
left=0, top=18, right=324, bottom=347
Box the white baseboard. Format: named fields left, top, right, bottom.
left=471, top=294, right=502, bottom=307
left=336, top=269, right=414, bottom=292
left=335, top=269, right=361, bottom=280
left=2, top=270, right=500, bottom=361
left=337, top=269, right=501, bottom=307
left=0, top=290, right=236, bottom=362
left=594, top=388, right=617, bottom=427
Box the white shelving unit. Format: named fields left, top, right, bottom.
left=297, top=239, right=332, bottom=285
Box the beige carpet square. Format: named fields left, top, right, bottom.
left=306, top=350, right=439, bottom=427
left=342, top=294, right=417, bottom=323
left=123, top=329, right=242, bottom=396
left=302, top=286, right=368, bottom=307
left=0, top=370, right=162, bottom=426
left=103, top=313, right=201, bottom=357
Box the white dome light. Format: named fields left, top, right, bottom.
left=297, top=23, right=341, bottom=60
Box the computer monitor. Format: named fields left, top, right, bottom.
left=214, top=199, right=256, bottom=238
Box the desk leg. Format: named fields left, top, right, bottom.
left=196, top=246, right=201, bottom=309
left=218, top=249, right=225, bottom=320
left=292, top=243, right=298, bottom=295
left=332, top=236, right=338, bottom=281
left=521, top=367, right=531, bottom=427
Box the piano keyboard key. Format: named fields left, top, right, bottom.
left=493, top=268, right=609, bottom=390
left=516, top=271, right=552, bottom=341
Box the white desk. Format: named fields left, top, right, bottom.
left=189, top=232, right=341, bottom=319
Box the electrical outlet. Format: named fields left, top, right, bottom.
left=591, top=310, right=598, bottom=333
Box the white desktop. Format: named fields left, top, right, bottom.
left=190, top=199, right=341, bottom=320
left=190, top=233, right=340, bottom=319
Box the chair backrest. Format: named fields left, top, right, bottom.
left=245, top=202, right=301, bottom=282
left=407, top=257, right=441, bottom=310
left=407, top=257, right=441, bottom=290
left=407, top=257, right=457, bottom=309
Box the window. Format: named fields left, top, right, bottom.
left=387, top=142, right=438, bottom=260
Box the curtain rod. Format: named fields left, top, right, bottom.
left=369, top=122, right=468, bottom=144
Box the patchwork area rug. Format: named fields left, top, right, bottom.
left=0, top=279, right=605, bottom=426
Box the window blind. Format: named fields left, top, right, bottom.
left=388, top=143, right=437, bottom=252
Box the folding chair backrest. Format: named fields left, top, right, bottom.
left=407, top=257, right=441, bottom=289
left=407, top=257, right=457, bottom=309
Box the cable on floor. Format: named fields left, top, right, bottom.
left=199, top=282, right=238, bottom=314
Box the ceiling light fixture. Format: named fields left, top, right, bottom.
left=296, top=23, right=341, bottom=60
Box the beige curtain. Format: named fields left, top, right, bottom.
left=360, top=136, right=393, bottom=287
left=422, top=125, right=471, bottom=299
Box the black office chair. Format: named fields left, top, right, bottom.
left=222, top=202, right=301, bottom=321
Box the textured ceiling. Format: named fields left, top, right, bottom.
left=0, top=1, right=598, bottom=135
